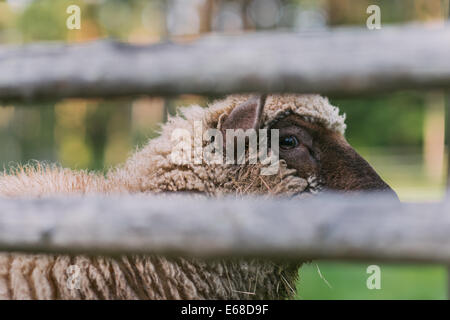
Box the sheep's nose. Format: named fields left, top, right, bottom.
left=371, top=183, right=400, bottom=201
left=383, top=183, right=400, bottom=201
left=389, top=189, right=400, bottom=201
left=319, top=142, right=399, bottom=201
left=336, top=179, right=399, bottom=201
left=337, top=167, right=399, bottom=201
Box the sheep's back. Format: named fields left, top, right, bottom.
left=0, top=253, right=299, bottom=300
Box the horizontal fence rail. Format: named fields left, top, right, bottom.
left=0, top=194, right=449, bottom=263
left=1, top=23, right=450, bottom=102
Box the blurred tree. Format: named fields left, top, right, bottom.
left=54, top=100, right=90, bottom=169
left=97, top=0, right=134, bottom=39
left=17, top=0, right=72, bottom=41
left=9, top=104, right=56, bottom=163
left=331, top=93, right=425, bottom=148
left=84, top=103, right=114, bottom=170
left=0, top=2, right=15, bottom=31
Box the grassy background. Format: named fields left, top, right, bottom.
left=297, top=262, right=447, bottom=300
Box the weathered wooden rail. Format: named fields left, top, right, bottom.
left=0, top=194, right=448, bottom=264
left=0, top=23, right=450, bottom=103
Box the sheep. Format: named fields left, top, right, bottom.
left=0, top=94, right=396, bottom=300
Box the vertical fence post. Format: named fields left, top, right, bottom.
left=446, top=93, right=450, bottom=299
left=445, top=0, right=450, bottom=300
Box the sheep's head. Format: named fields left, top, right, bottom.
left=220, top=94, right=397, bottom=197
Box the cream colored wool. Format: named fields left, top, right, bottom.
left=0, top=94, right=345, bottom=300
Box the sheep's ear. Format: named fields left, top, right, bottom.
left=221, top=95, right=267, bottom=131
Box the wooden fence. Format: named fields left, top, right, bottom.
left=0, top=23, right=449, bottom=102
left=0, top=194, right=449, bottom=264
left=1, top=23, right=450, bottom=296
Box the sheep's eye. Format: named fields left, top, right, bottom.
left=280, top=135, right=299, bottom=149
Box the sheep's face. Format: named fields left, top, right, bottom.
left=221, top=95, right=398, bottom=197
left=270, top=114, right=397, bottom=196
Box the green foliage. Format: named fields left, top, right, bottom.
left=18, top=0, right=71, bottom=41
left=96, top=0, right=135, bottom=39
left=331, top=92, right=425, bottom=148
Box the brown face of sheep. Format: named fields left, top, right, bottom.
left=221, top=95, right=398, bottom=197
